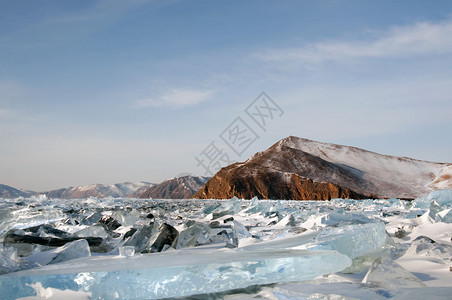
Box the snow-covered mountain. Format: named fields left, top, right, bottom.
left=0, top=184, right=35, bottom=198
left=40, top=182, right=155, bottom=199
left=194, top=136, right=452, bottom=200
left=139, top=175, right=210, bottom=199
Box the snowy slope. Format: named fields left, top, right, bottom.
left=40, top=182, right=155, bottom=199
left=0, top=184, right=35, bottom=198
left=197, top=136, right=452, bottom=200
left=278, top=137, right=451, bottom=198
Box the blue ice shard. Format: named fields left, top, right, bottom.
left=0, top=248, right=351, bottom=299
left=310, top=222, right=387, bottom=259
left=362, top=256, right=426, bottom=289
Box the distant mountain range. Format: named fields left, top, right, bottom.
left=0, top=184, right=35, bottom=198
left=39, top=182, right=156, bottom=199
left=194, top=136, right=452, bottom=200
left=0, top=177, right=210, bottom=200
left=138, top=175, right=209, bottom=199
left=2, top=136, right=451, bottom=200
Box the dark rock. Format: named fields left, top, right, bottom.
left=394, top=227, right=407, bottom=239
left=214, top=230, right=238, bottom=248
left=149, top=223, right=179, bottom=253
left=185, top=220, right=196, bottom=228
left=98, top=215, right=121, bottom=231
left=123, top=228, right=138, bottom=240
left=4, top=230, right=103, bottom=248
left=223, top=217, right=234, bottom=223
left=287, top=215, right=296, bottom=227
left=209, top=221, right=221, bottom=228
left=212, top=210, right=234, bottom=220
left=23, top=224, right=73, bottom=239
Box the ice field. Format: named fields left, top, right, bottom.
left=0, top=190, right=452, bottom=299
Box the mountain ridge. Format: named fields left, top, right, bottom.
left=194, top=136, right=452, bottom=200
left=0, top=184, right=35, bottom=198
left=138, top=175, right=210, bottom=199
left=38, top=181, right=155, bottom=199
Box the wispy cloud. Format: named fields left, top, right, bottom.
left=49, top=0, right=150, bottom=24
left=136, top=88, right=214, bottom=108
left=257, top=20, right=452, bottom=64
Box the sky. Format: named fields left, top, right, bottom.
left=1, top=0, right=452, bottom=191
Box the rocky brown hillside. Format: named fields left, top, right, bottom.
left=139, top=176, right=209, bottom=199
left=194, top=136, right=452, bottom=200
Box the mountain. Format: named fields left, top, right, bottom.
left=194, top=136, right=452, bottom=200
left=0, top=184, right=35, bottom=198
left=139, top=175, right=210, bottom=199
left=40, top=182, right=155, bottom=199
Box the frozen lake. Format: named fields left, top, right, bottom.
left=0, top=190, right=451, bottom=299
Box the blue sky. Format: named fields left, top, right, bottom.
left=1, top=0, right=452, bottom=191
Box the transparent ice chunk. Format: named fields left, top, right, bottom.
left=0, top=248, right=352, bottom=299
left=123, top=224, right=159, bottom=253
left=23, top=239, right=91, bottom=266
left=243, top=197, right=272, bottom=215
left=233, top=220, right=251, bottom=238
left=75, top=225, right=108, bottom=239
left=210, top=229, right=239, bottom=248
left=112, top=209, right=140, bottom=227
left=362, top=256, right=426, bottom=289
left=429, top=200, right=443, bottom=222
left=176, top=222, right=211, bottom=249
left=341, top=232, right=402, bottom=274
left=0, top=207, right=66, bottom=238
left=273, top=282, right=385, bottom=300
left=0, top=247, right=21, bottom=274
left=440, top=208, right=452, bottom=223
left=319, top=212, right=374, bottom=226
left=410, top=235, right=452, bottom=263
left=210, top=197, right=242, bottom=219
left=389, top=287, right=452, bottom=299
left=413, top=189, right=452, bottom=209
left=118, top=246, right=135, bottom=257
left=310, top=222, right=387, bottom=259
left=26, top=282, right=92, bottom=300
left=428, top=189, right=452, bottom=207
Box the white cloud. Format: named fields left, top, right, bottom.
left=257, top=20, right=452, bottom=64
left=136, top=88, right=214, bottom=108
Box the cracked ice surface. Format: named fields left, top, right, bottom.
left=0, top=190, right=451, bottom=299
